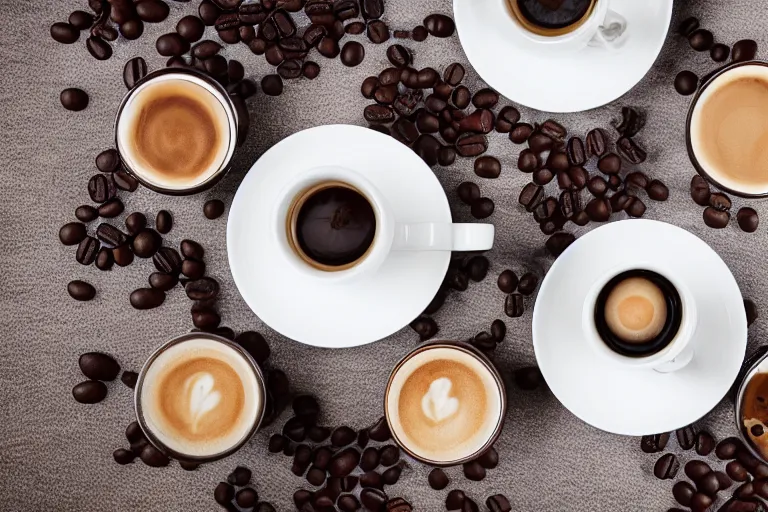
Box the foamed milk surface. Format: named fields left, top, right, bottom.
left=117, top=75, right=232, bottom=190
left=387, top=347, right=502, bottom=462
left=140, top=338, right=261, bottom=457
left=691, top=65, right=768, bottom=194
left=604, top=277, right=667, bottom=344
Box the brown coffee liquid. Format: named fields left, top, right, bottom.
left=508, top=0, right=596, bottom=36
left=693, top=74, right=768, bottom=192
left=290, top=182, right=376, bottom=269
left=742, top=373, right=768, bottom=459
left=398, top=359, right=488, bottom=456
left=130, top=79, right=224, bottom=184
left=603, top=277, right=667, bottom=344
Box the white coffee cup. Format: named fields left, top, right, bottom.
left=273, top=166, right=495, bottom=283
left=490, top=0, right=628, bottom=54
left=581, top=262, right=698, bottom=373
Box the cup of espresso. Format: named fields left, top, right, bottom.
left=134, top=333, right=266, bottom=462
left=503, top=0, right=628, bottom=53
left=384, top=342, right=507, bottom=466
left=687, top=61, right=768, bottom=198
left=275, top=166, right=495, bottom=282
left=582, top=265, right=698, bottom=373
left=115, top=68, right=238, bottom=195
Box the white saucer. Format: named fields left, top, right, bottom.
left=453, top=0, right=673, bottom=113
left=532, top=220, right=747, bottom=435
left=227, top=125, right=452, bottom=348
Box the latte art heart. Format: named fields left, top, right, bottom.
left=185, top=372, right=222, bottom=433
left=421, top=377, right=460, bottom=422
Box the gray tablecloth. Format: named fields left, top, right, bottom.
left=2, top=0, right=767, bottom=510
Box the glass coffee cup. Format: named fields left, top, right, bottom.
left=384, top=341, right=507, bottom=466
left=134, top=332, right=266, bottom=462
left=115, top=68, right=239, bottom=196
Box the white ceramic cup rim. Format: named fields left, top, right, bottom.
left=581, top=262, right=698, bottom=368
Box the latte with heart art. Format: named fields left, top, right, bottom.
left=137, top=336, right=264, bottom=459
left=385, top=344, right=505, bottom=464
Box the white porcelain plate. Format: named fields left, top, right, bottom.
left=227, top=125, right=452, bottom=348
left=532, top=220, right=747, bottom=435
left=453, top=0, right=674, bottom=113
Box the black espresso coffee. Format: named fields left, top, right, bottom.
left=594, top=270, right=682, bottom=357
left=288, top=182, right=376, bottom=271
left=508, top=0, right=597, bottom=36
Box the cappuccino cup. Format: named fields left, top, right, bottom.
left=115, top=68, right=238, bottom=195
left=687, top=61, right=768, bottom=198
left=384, top=342, right=507, bottom=466
left=496, top=0, right=628, bottom=54
left=134, top=333, right=266, bottom=462
left=274, top=166, right=495, bottom=282
left=582, top=263, right=698, bottom=373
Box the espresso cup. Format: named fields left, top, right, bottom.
left=273, top=166, right=495, bottom=282
left=384, top=342, right=507, bottom=466
left=582, top=263, right=698, bottom=373
left=498, top=0, right=628, bottom=53
left=735, top=350, right=768, bottom=464
left=134, top=333, right=266, bottom=462
left=686, top=60, right=768, bottom=198
left=115, top=68, right=239, bottom=196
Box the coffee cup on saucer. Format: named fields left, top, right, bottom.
left=134, top=333, right=266, bottom=462
left=115, top=68, right=239, bottom=196
left=500, top=0, right=628, bottom=53
left=687, top=60, right=768, bottom=198
left=582, top=265, right=697, bottom=373
left=384, top=342, right=507, bottom=466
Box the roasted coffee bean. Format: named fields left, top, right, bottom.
left=130, top=228, right=160, bottom=258
left=329, top=448, right=360, bottom=477
left=517, top=149, right=540, bottom=173
left=565, top=137, right=586, bottom=166
left=393, top=29, right=410, bottom=38
left=90, top=174, right=116, bottom=203
left=181, top=259, right=205, bottom=280
left=703, top=207, right=730, bottom=228
left=68, top=280, right=96, bottom=302
left=509, top=123, right=534, bottom=144
left=113, top=448, right=134, bottom=465
left=192, top=40, right=222, bottom=60
left=733, top=207, right=760, bottom=235
left=360, top=0, right=384, bottom=19
left=547, top=151, right=570, bottom=173
left=691, top=431, right=716, bottom=456
left=153, top=210, right=172, bottom=235
left=456, top=134, right=488, bottom=157
left=386, top=44, right=412, bottom=68
left=134, top=0, right=168, bottom=22
left=517, top=185, right=543, bottom=214
left=641, top=433, right=670, bottom=453
left=675, top=70, right=698, bottom=96
left=673, top=481, right=696, bottom=507
left=539, top=119, right=566, bottom=141
left=685, top=460, right=711, bottom=482
left=462, top=256, right=489, bottom=283
left=238, top=24, right=256, bottom=43
left=95, top=148, right=121, bottom=173
left=471, top=197, right=494, bottom=219
left=597, top=153, right=621, bottom=174
left=197, top=0, right=221, bottom=25
left=451, top=85, right=471, bottom=109
left=568, top=166, right=588, bottom=190
left=186, top=277, right=220, bottom=301
left=505, top=293, right=524, bottom=318
left=234, top=488, right=258, bottom=508
left=558, top=189, right=581, bottom=218
left=622, top=171, right=648, bottom=190
left=331, top=426, right=357, bottom=447
left=118, top=19, right=143, bottom=40
left=528, top=132, right=553, bottom=153
left=625, top=197, right=646, bottom=218
left=373, top=84, right=397, bottom=105
left=113, top=170, right=139, bottom=192
left=585, top=128, right=607, bottom=157
left=456, top=182, right=481, bottom=205
left=359, top=446, right=380, bottom=471
left=367, top=20, right=390, bottom=44
left=533, top=197, right=558, bottom=222
left=338, top=495, right=361, bottom=512
left=122, top=56, right=147, bottom=91
left=85, top=35, right=112, bottom=60
left=698, top=471, right=721, bottom=497
left=546, top=232, right=575, bottom=257
left=715, top=437, right=744, bottom=460
left=214, top=12, right=241, bottom=33
left=476, top=447, right=499, bottom=469
left=678, top=16, right=699, bottom=36
left=654, top=453, right=680, bottom=480
left=494, top=106, right=521, bottom=134
left=214, top=482, right=235, bottom=506
left=689, top=29, right=714, bottom=51
left=708, top=43, right=730, bottom=63
left=178, top=239, right=204, bottom=262
left=80, top=354, right=122, bottom=381
left=443, top=62, right=465, bottom=86
left=340, top=41, right=365, bottom=67
left=361, top=488, right=388, bottom=511
left=264, top=43, right=285, bottom=65
left=460, top=109, right=494, bottom=134
left=515, top=273, right=538, bottom=296
left=363, top=104, right=395, bottom=124
left=60, top=87, right=89, bottom=111
left=96, top=198, right=123, bottom=219
left=95, top=248, right=114, bottom=270
left=410, top=316, right=438, bottom=341
left=51, top=22, right=80, bottom=44
left=130, top=288, right=165, bottom=309
left=613, top=106, right=646, bottom=137
left=533, top=169, right=554, bottom=186
left=715, top=471, right=733, bottom=491
left=386, top=497, right=412, bottom=512
left=424, top=13, right=455, bottom=37
left=153, top=247, right=182, bottom=274
left=732, top=39, right=758, bottom=62
left=60, top=222, right=87, bottom=246
left=513, top=366, right=543, bottom=391
left=585, top=198, right=611, bottom=222
left=417, top=67, right=439, bottom=88
left=445, top=489, right=467, bottom=510
left=616, top=137, right=647, bottom=164
left=149, top=272, right=178, bottom=291
left=689, top=492, right=713, bottom=511
left=472, top=88, right=499, bottom=109
left=486, top=495, right=512, bottom=512
left=75, top=205, right=98, bottom=223
left=688, top=177, right=712, bottom=207
left=156, top=32, right=190, bottom=57
left=76, top=236, right=100, bottom=265
left=378, top=67, right=401, bottom=87
left=96, top=223, right=126, bottom=247
left=415, top=110, right=439, bottom=134
left=644, top=180, right=669, bottom=201
left=728, top=461, right=750, bottom=482
left=382, top=465, right=401, bottom=485
left=392, top=118, right=418, bottom=144
left=72, top=380, right=108, bottom=404
left=474, top=156, right=501, bottom=179
left=344, top=21, right=365, bottom=36
left=203, top=199, right=226, bottom=220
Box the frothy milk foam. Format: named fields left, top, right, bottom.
left=387, top=346, right=502, bottom=463
left=140, top=337, right=262, bottom=457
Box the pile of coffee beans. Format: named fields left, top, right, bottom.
left=644, top=423, right=768, bottom=510
left=469, top=319, right=507, bottom=354
left=214, top=465, right=276, bottom=511
left=443, top=489, right=512, bottom=512
left=689, top=176, right=760, bottom=232
left=113, top=420, right=173, bottom=468
left=51, top=0, right=173, bottom=62
left=674, top=15, right=758, bottom=96
left=72, top=352, right=121, bottom=404
left=496, top=268, right=539, bottom=319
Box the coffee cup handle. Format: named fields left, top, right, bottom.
left=391, top=223, right=495, bottom=252
left=588, top=8, right=628, bottom=50
left=652, top=345, right=695, bottom=374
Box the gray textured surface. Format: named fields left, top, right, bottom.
left=1, top=0, right=767, bottom=510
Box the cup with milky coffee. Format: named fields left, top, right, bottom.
left=687, top=61, right=768, bottom=198
left=135, top=333, right=266, bottom=462
left=385, top=342, right=506, bottom=466
left=115, top=68, right=238, bottom=195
